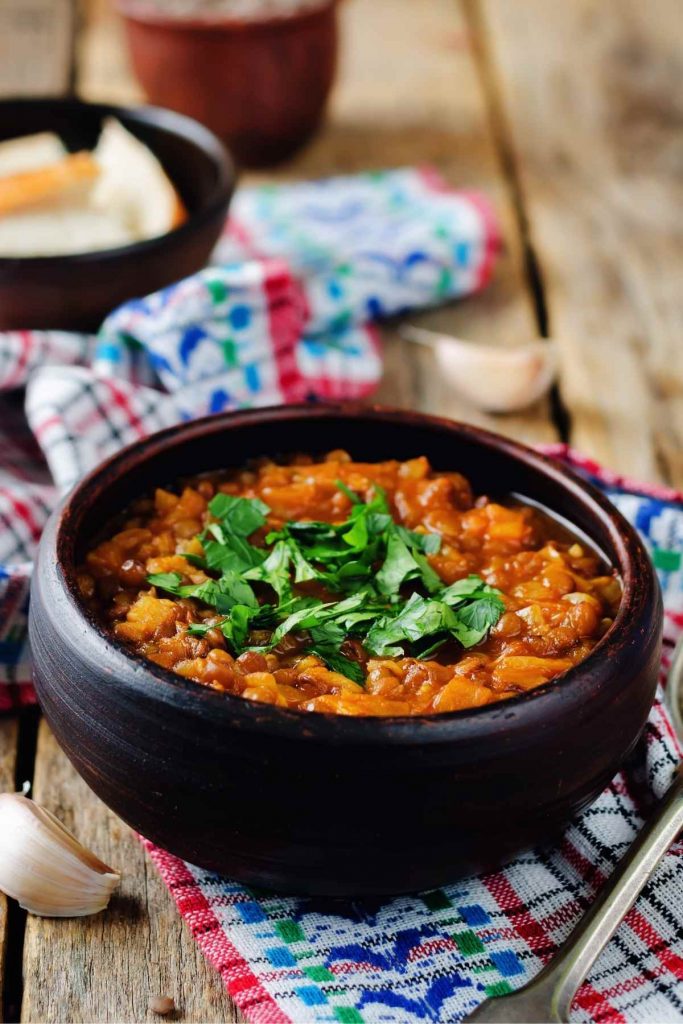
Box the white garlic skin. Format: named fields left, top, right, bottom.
left=402, top=326, right=557, bottom=413
left=0, top=793, right=120, bottom=917
left=434, top=338, right=557, bottom=413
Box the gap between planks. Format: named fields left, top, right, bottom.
left=75, top=0, right=560, bottom=450
left=20, top=722, right=242, bottom=1024
left=274, top=0, right=560, bottom=448
left=15, top=0, right=572, bottom=1020
left=469, top=0, right=683, bottom=488
left=6, top=4, right=681, bottom=1021
left=0, top=719, right=18, bottom=1024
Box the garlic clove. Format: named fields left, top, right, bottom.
left=149, top=996, right=176, bottom=1016
left=0, top=793, right=120, bottom=917
left=401, top=326, right=557, bottom=413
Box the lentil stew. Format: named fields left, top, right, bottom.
left=80, top=452, right=622, bottom=716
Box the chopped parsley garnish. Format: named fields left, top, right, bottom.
left=147, top=481, right=504, bottom=684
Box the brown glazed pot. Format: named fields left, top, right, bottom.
left=29, top=405, right=663, bottom=895
left=117, top=1, right=339, bottom=168
left=0, top=98, right=234, bottom=332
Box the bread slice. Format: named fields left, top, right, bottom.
left=0, top=152, right=100, bottom=217
left=0, top=204, right=134, bottom=256
left=92, top=118, right=186, bottom=240
left=0, top=120, right=186, bottom=256
left=0, top=132, right=67, bottom=177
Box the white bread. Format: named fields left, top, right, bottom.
left=0, top=121, right=185, bottom=257
left=0, top=132, right=66, bottom=177
left=0, top=205, right=133, bottom=256
left=0, top=152, right=100, bottom=218
left=92, top=118, right=184, bottom=240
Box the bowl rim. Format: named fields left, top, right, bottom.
left=0, top=96, right=235, bottom=267
left=48, top=402, right=658, bottom=743
left=115, top=0, right=338, bottom=31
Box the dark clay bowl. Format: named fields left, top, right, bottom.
left=29, top=405, right=663, bottom=895
left=0, top=97, right=234, bottom=332
left=116, top=0, right=339, bottom=168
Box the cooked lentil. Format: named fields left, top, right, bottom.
left=80, top=453, right=621, bottom=716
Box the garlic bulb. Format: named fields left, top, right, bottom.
left=402, top=326, right=557, bottom=413
left=0, top=793, right=120, bottom=917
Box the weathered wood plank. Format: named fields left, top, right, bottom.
left=271, top=0, right=557, bottom=446
left=76, top=0, right=142, bottom=105
left=77, top=0, right=557, bottom=447
left=0, top=718, right=19, bottom=1024
left=0, top=0, right=75, bottom=98
left=472, top=0, right=683, bottom=486
left=33, top=1, right=559, bottom=1019
left=21, top=722, right=241, bottom=1023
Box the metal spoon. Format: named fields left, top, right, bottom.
left=467, top=638, right=683, bottom=1023
left=665, top=634, right=683, bottom=741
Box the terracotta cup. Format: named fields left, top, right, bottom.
left=116, top=1, right=339, bottom=168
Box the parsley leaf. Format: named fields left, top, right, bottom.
left=365, top=593, right=449, bottom=657
left=202, top=537, right=260, bottom=573
left=449, top=593, right=506, bottom=647
left=269, top=600, right=330, bottom=646
left=307, top=622, right=365, bottom=684
left=149, top=568, right=259, bottom=614
left=441, top=575, right=497, bottom=604
left=147, top=478, right=504, bottom=685
left=220, top=604, right=264, bottom=651
left=148, top=571, right=184, bottom=592
left=375, top=529, right=421, bottom=595
left=335, top=479, right=362, bottom=505
left=394, top=525, right=442, bottom=555
left=202, top=522, right=266, bottom=573
left=196, top=494, right=271, bottom=574
left=289, top=542, right=322, bottom=584
left=375, top=526, right=441, bottom=596
left=245, top=540, right=293, bottom=599
left=365, top=582, right=504, bottom=659
left=208, top=493, right=269, bottom=536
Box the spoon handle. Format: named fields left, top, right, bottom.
left=467, top=765, right=683, bottom=1022
left=547, top=765, right=683, bottom=1019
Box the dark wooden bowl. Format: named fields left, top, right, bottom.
left=0, top=97, right=235, bottom=331
left=29, top=405, right=663, bottom=895
left=116, top=1, right=339, bottom=168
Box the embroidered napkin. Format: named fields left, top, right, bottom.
left=0, top=166, right=497, bottom=697
left=1, top=168, right=682, bottom=1022
left=3, top=395, right=683, bottom=1019
left=147, top=459, right=682, bottom=1024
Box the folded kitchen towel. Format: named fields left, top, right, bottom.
left=147, top=459, right=681, bottom=1024
left=0, top=167, right=498, bottom=495
left=0, top=167, right=498, bottom=674
left=1, top=168, right=682, bottom=1022
left=2, top=399, right=683, bottom=1021
left=218, top=167, right=498, bottom=335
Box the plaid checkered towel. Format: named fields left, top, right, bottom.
left=1, top=169, right=682, bottom=1023
left=140, top=455, right=682, bottom=1024
left=0, top=166, right=497, bottom=689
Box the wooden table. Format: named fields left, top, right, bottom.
left=2, top=0, right=681, bottom=1020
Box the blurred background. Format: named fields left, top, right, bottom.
left=0, top=0, right=481, bottom=175
left=1, top=7, right=682, bottom=1021
left=0, top=0, right=680, bottom=477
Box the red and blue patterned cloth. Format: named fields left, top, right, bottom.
left=1, top=169, right=682, bottom=1022
left=141, top=453, right=683, bottom=1024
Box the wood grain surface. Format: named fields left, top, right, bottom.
left=280, top=0, right=557, bottom=447
left=21, top=723, right=242, bottom=1024
left=0, top=0, right=75, bottom=98
left=1, top=0, right=680, bottom=1020
left=473, top=0, right=683, bottom=486
left=0, top=719, right=18, bottom=1024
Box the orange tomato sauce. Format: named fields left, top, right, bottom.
left=79, top=452, right=621, bottom=716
